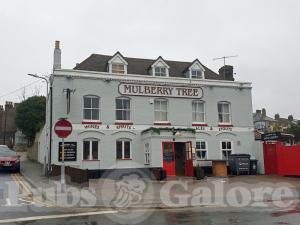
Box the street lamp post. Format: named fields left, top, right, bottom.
left=27, top=73, right=50, bottom=176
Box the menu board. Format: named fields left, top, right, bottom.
left=58, top=142, right=77, bottom=162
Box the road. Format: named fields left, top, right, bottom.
left=1, top=172, right=300, bottom=225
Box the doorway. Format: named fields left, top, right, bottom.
left=162, top=141, right=193, bottom=177
left=175, top=142, right=186, bottom=176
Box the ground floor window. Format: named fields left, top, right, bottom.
left=196, top=140, right=207, bottom=159
left=83, top=139, right=99, bottom=160
left=116, top=139, right=132, bottom=159
left=221, top=140, right=232, bottom=159
left=144, top=143, right=150, bottom=164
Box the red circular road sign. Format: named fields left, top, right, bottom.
left=54, top=119, right=73, bottom=138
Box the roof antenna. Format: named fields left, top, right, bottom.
left=213, top=55, right=238, bottom=79
left=213, top=55, right=238, bottom=66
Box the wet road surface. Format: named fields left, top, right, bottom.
left=0, top=206, right=299, bottom=225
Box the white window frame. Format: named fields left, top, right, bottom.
left=83, top=139, right=99, bottom=160
left=220, top=140, right=233, bottom=160
left=196, top=140, right=208, bottom=160
left=144, top=143, right=151, bottom=165
left=190, top=69, right=203, bottom=79
left=115, top=97, right=131, bottom=122
left=116, top=139, right=132, bottom=160
left=108, top=52, right=128, bottom=74
left=154, top=66, right=167, bottom=77
left=218, top=101, right=231, bottom=124
left=192, top=100, right=205, bottom=124
left=83, top=95, right=100, bottom=122
left=112, top=63, right=125, bottom=74
left=154, top=98, right=169, bottom=123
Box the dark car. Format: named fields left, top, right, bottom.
left=0, top=147, right=20, bottom=173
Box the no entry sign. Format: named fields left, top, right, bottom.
left=54, top=119, right=72, bottom=138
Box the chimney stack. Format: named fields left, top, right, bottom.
left=288, top=115, right=294, bottom=122
left=218, top=65, right=234, bottom=81
left=275, top=114, right=280, bottom=120
left=53, top=40, right=61, bottom=71
left=256, top=110, right=262, bottom=115
left=262, top=108, right=266, bottom=117
left=5, top=101, right=13, bottom=111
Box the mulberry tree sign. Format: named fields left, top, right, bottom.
left=119, top=83, right=203, bottom=99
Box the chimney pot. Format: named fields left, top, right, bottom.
left=55, top=40, right=60, bottom=49
left=275, top=114, right=280, bottom=120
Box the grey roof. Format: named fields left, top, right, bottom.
left=74, top=53, right=226, bottom=80
left=253, top=113, right=277, bottom=122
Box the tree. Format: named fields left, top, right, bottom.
left=15, top=96, right=46, bottom=145
left=285, top=121, right=300, bottom=143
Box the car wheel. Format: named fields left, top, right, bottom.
left=15, top=166, right=20, bottom=173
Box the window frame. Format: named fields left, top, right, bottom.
left=83, top=95, right=100, bottom=122
left=190, top=69, right=203, bottom=79
left=116, top=139, right=132, bottom=160
left=154, top=98, right=169, bottom=123
left=111, top=63, right=125, bottom=74
left=115, top=97, right=131, bottom=122
left=218, top=101, right=232, bottom=124
left=192, top=100, right=205, bottom=124
left=82, top=138, right=100, bottom=161
left=195, top=140, right=208, bottom=160
left=220, top=140, right=233, bottom=160
left=154, top=66, right=167, bottom=77
left=144, top=143, right=151, bottom=165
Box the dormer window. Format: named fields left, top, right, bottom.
left=191, top=69, right=203, bottom=79
left=108, top=52, right=128, bottom=75
left=151, top=56, right=170, bottom=77
left=188, top=59, right=205, bottom=79
left=112, top=63, right=125, bottom=74
left=154, top=66, right=167, bottom=77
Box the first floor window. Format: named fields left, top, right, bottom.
left=221, top=140, right=232, bottom=159
left=116, top=97, right=131, bottom=121
left=116, top=139, right=131, bottom=159
left=218, top=101, right=231, bottom=123
left=154, top=99, right=168, bottom=121
left=144, top=143, right=150, bottom=164
left=196, top=140, right=207, bottom=159
left=83, top=139, right=99, bottom=160
left=83, top=96, right=100, bottom=121
left=192, top=101, right=205, bottom=123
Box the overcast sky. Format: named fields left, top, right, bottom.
left=1, top=0, right=299, bottom=118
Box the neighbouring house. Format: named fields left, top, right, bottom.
left=0, top=102, right=17, bottom=147
left=253, top=108, right=297, bottom=133
left=38, top=41, right=259, bottom=177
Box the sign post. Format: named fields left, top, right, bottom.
left=54, top=119, right=72, bottom=192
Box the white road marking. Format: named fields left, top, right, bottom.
left=0, top=210, right=118, bottom=224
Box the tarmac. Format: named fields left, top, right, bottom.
left=19, top=153, right=300, bottom=209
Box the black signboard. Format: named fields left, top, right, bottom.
left=261, top=132, right=282, bottom=141
left=58, top=142, right=77, bottom=162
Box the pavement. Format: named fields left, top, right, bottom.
left=18, top=153, right=300, bottom=209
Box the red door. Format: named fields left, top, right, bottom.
left=263, top=142, right=278, bottom=175
left=162, top=142, right=175, bottom=176
left=185, top=141, right=194, bottom=177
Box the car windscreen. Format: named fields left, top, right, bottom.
left=0, top=149, right=17, bottom=157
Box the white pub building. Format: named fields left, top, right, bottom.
left=39, top=41, right=256, bottom=177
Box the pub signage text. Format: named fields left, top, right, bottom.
left=119, top=83, right=203, bottom=99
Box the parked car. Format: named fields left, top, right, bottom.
left=0, top=147, right=20, bottom=173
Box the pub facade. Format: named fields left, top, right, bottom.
left=39, top=42, right=256, bottom=177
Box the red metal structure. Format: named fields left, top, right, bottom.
left=263, top=141, right=300, bottom=176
